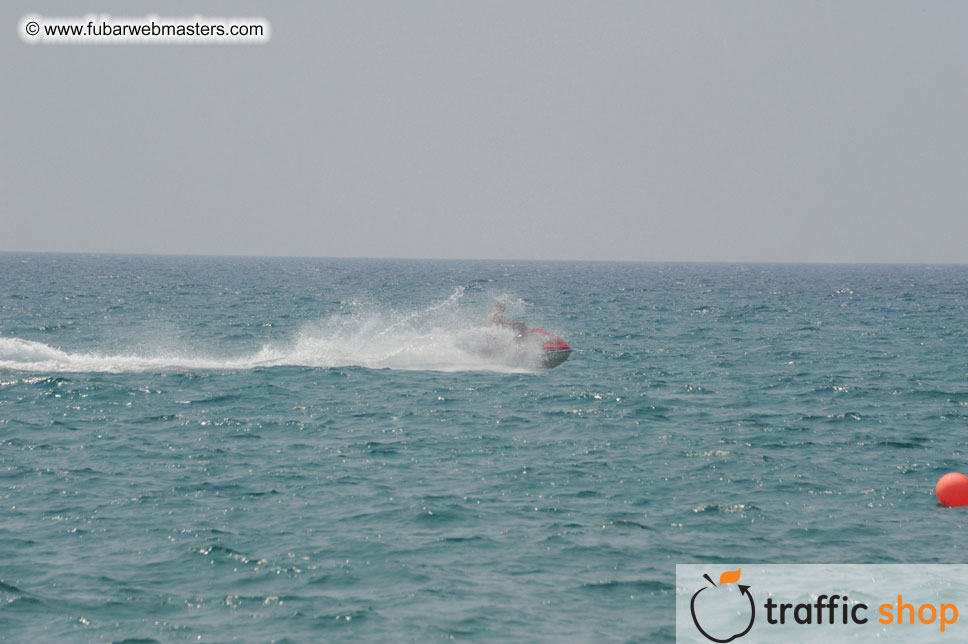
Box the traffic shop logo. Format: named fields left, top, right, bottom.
left=689, top=569, right=755, bottom=643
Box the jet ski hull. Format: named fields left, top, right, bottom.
left=522, top=328, right=572, bottom=368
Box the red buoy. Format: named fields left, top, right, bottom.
left=936, top=472, right=968, bottom=507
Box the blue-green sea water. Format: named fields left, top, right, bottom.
left=1, top=253, right=967, bottom=643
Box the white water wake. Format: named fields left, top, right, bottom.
left=0, top=290, right=546, bottom=374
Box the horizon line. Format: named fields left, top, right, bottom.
left=0, top=248, right=965, bottom=267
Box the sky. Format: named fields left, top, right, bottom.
left=2, top=1, right=966, bottom=263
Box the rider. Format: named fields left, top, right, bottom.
left=488, top=300, right=527, bottom=334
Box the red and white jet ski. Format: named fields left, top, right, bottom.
left=518, top=327, right=572, bottom=368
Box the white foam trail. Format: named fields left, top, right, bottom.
left=0, top=330, right=537, bottom=374
left=0, top=290, right=549, bottom=374
left=0, top=336, right=272, bottom=373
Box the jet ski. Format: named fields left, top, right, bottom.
left=518, top=327, right=572, bottom=368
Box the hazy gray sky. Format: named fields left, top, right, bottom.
left=3, top=1, right=966, bottom=262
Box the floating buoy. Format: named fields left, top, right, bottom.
left=936, top=473, right=968, bottom=507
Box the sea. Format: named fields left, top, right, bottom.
left=1, top=253, right=967, bottom=643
